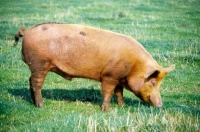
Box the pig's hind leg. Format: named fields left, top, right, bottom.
left=28, top=59, right=50, bottom=108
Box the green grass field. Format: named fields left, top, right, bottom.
left=0, top=0, right=199, bottom=131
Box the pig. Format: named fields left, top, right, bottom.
left=14, top=22, right=175, bottom=111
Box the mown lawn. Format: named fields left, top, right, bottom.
left=0, top=0, right=199, bottom=131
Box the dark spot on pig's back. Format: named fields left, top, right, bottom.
left=42, top=26, right=48, bottom=31
left=80, top=31, right=86, bottom=36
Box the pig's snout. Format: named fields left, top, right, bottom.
left=150, top=94, right=162, bottom=108
left=155, top=101, right=162, bottom=108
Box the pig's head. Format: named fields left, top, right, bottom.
left=132, top=65, right=175, bottom=108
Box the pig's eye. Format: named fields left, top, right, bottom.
left=150, top=80, right=156, bottom=87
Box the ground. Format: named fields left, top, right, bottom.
left=0, top=0, right=199, bottom=131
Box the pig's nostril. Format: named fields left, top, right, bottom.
left=156, top=102, right=162, bottom=108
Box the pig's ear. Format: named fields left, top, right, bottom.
left=128, top=67, right=160, bottom=92
left=145, top=68, right=160, bottom=82
left=164, top=64, right=175, bottom=73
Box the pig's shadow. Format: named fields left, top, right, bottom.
left=8, top=87, right=146, bottom=107
left=8, top=88, right=200, bottom=115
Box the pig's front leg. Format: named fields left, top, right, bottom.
left=101, top=78, right=118, bottom=111
left=114, top=85, right=125, bottom=106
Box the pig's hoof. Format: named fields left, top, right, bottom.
left=101, top=103, right=110, bottom=111
left=36, top=102, right=44, bottom=108
left=118, top=101, right=125, bottom=107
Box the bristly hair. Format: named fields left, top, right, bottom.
left=34, top=22, right=64, bottom=27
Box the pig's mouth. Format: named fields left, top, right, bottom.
left=148, top=95, right=162, bottom=108
left=136, top=93, right=162, bottom=108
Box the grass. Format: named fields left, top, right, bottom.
left=0, top=0, right=199, bottom=131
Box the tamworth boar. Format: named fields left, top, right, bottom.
left=14, top=23, right=175, bottom=111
